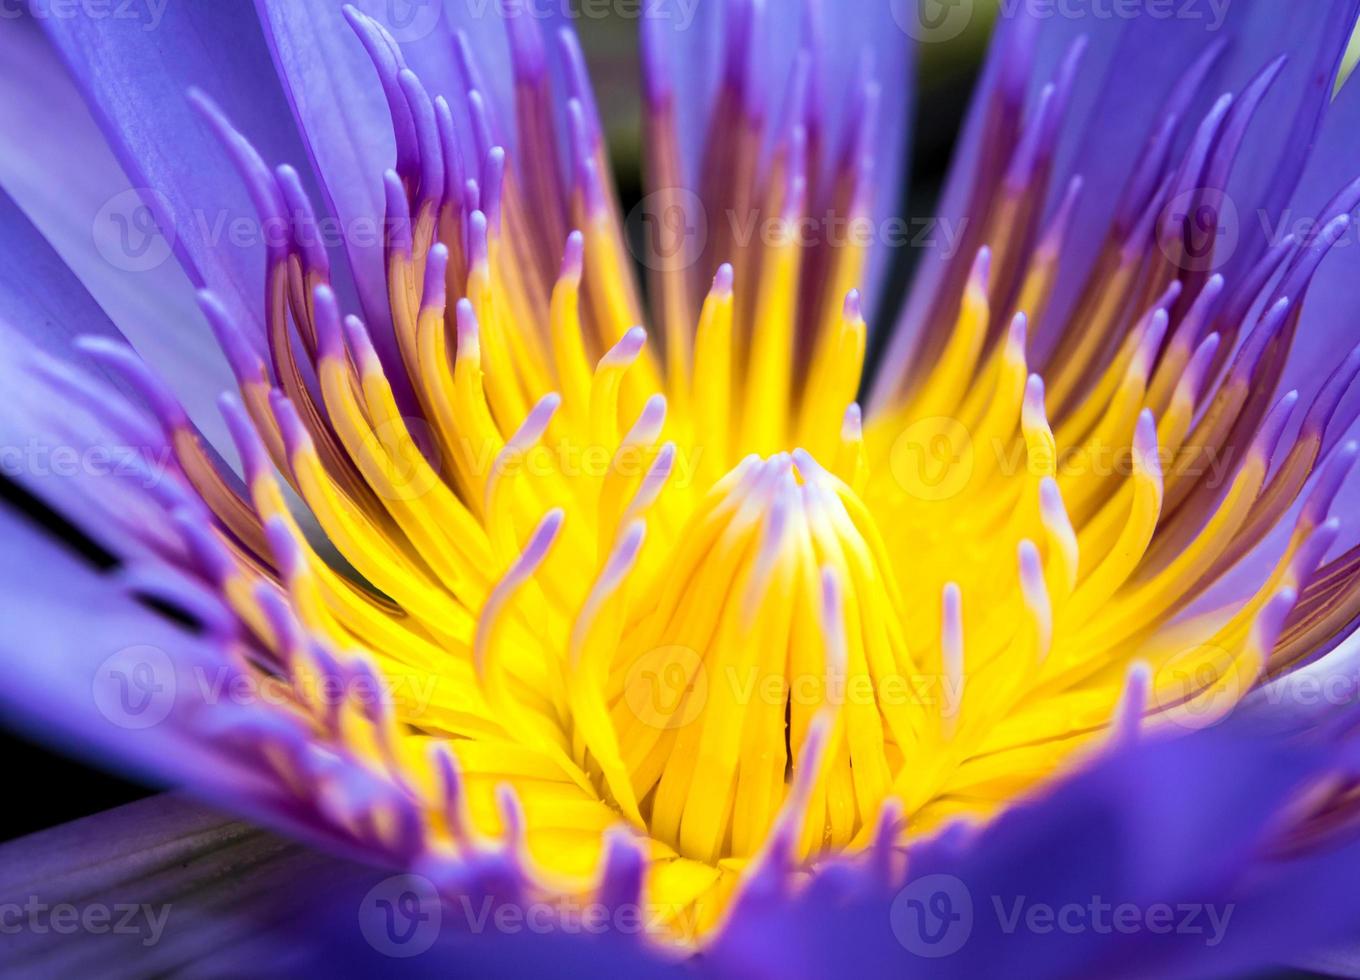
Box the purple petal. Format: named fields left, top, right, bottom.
left=1213, top=0, right=1360, bottom=259
left=1033, top=0, right=1357, bottom=328
left=251, top=0, right=402, bottom=364
left=1, top=792, right=690, bottom=976
left=1295, top=943, right=1360, bottom=978
left=0, top=17, right=233, bottom=452
left=0, top=194, right=121, bottom=363
left=0, top=503, right=245, bottom=786
left=0, top=795, right=377, bottom=976
left=876, top=0, right=1359, bottom=407
left=0, top=330, right=191, bottom=562
left=1278, top=69, right=1360, bottom=397
left=649, top=0, right=912, bottom=311
left=251, top=1, right=529, bottom=396
left=816, top=0, right=914, bottom=308
left=0, top=497, right=389, bottom=868
left=38, top=1, right=325, bottom=351
left=709, top=726, right=1360, bottom=978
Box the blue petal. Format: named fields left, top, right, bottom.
left=0, top=192, right=120, bottom=362
left=0, top=327, right=184, bottom=561
left=0, top=502, right=257, bottom=793
left=1278, top=67, right=1360, bottom=396
left=251, top=0, right=523, bottom=391
left=1259, top=63, right=1360, bottom=538
left=1296, top=943, right=1360, bottom=978
left=251, top=0, right=404, bottom=355
left=38, top=1, right=327, bottom=351
left=0, top=18, right=233, bottom=452
left=0, top=211, right=236, bottom=555
left=649, top=0, right=913, bottom=312
left=877, top=0, right=1360, bottom=405
left=355, top=0, right=517, bottom=148
left=1031, top=0, right=1357, bottom=325
left=709, top=726, right=1360, bottom=978
left=816, top=0, right=914, bottom=309
left=1212, top=0, right=1360, bottom=259
left=1, top=792, right=689, bottom=977
left=0, top=497, right=375, bottom=863
left=648, top=0, right=723, bottom=185
left=0, top=795, right=379, bottom=977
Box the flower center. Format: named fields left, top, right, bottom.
left=59, top=7, right=1359, bottom=945
left=612, top=450, right=904, bottom=864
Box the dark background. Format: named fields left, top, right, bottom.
left=0, top=12, right=990, bottom=842
left=0, top=475, right=148, bottom=839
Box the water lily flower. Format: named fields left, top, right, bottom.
left=6, top=0, right=1360, bottom=975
